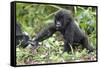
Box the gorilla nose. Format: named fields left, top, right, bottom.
left=56, top=22, right=61, bottom=27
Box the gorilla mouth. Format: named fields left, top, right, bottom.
left=56, top=27, right=63, bottom=30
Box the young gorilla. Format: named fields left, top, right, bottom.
left=32, top=9, right=94, bottom=53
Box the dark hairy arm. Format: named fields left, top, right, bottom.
left=34, top=23, right=56, bottom=42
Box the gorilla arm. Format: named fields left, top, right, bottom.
left=34, top=23, right=56, bottom=42
left=30, top=23, right=56, bottom=47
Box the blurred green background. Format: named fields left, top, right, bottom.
left=16, top=3, right=97, bottom=65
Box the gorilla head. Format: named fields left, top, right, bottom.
left=54, top=9, right=73, bottom=30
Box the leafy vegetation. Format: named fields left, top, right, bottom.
left=16, top=3, right=97, bottom=65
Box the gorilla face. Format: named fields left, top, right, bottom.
left=55, top=17, right=64, bottom=30
left=55, top=9, right=72, bottom=30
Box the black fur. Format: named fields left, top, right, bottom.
left=30, top=9, right=94, bottom=53
left=16, top=23, right=30, bottom=48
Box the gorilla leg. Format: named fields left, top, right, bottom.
left=63, top=41, right=71, bottom=53
left=63, top=25, right=74, bottom=53
left=81, top=36, right=94, bottom=52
